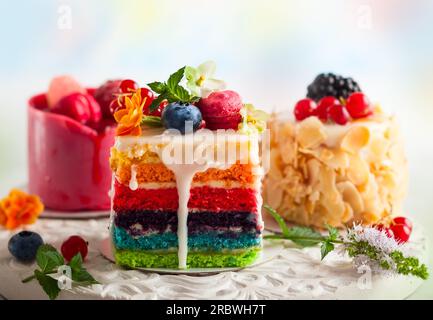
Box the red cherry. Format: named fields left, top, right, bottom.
left=389, top=224, right=411, bottom=243
left=109, top=98, right=124, bottom=115
left=346, top=92, right=372, bottom=119
left=61, top=235, right=88, bottom=262
left=316, top=96, right=340, bottom=122
left=148, top=99, right=168, bottom=117
left=120, top=79, right=139, bottom=93
left=93, top=79, right=122, bottom=118
left=85, top=94, right=102, bottom=124
left=328, top=103, right=349, bottom=125
left=294, top=99, right=316, bottom=121
left=392, top=216, right=413, bottom=230
left=140, top=88, right=155, bottom=110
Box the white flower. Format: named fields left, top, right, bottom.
left=238, top=104, right=270, bottom=134
left=343, top=224, right=407, bottom=276
left=185, top=61, right=226, bottom=98
left=347, top=225, right=403, bottom=254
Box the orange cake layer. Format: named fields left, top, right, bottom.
left=112, top=162, right=257, bottom=185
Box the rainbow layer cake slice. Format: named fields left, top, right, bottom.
left=109, top=62, right=268, bottom=269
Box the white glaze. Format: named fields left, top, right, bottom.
left=166, top=163, right=208, bottom=268
left=129, top=165, right=138, bottom=191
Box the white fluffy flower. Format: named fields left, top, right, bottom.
left=343, top=224, right=406, bottom=275
left=347, top=225, right=403, bottom=254
left=185, top=61, right=226, bottom=98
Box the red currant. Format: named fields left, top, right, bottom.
left=392, top=216, right=413, bottom=231
left=198, top=119, right=206, bottom=129
left=109, top=98, right=124, bottom=115
left=294, top=99, right=316, bottom=121
left=328, top=103, right=349, bottom=125
left=346, top=92, right=372, bottom=119
left=148, top=99, right=168, bottom=117
left=61, top=235, right=88, bottom=261
left=140, top=88, right=155, bottom=111
left=316, top=96, right=340, bottom=122
left=389, top=224, right=411, bottom=243
left=120, top=79, right=139, bottom=93
left=375, top=224, right=394, bottom=238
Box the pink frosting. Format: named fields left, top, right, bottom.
left=28, top=91, right=115, bottom=211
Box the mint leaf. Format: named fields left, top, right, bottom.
left=147, top=81, right=166, bottom=94
left=36, top=244, right=64, bottom=272
left=326, top=224, right=339, bottom=241
left=167, top=66, right=185, bottom=90
left=320, top=241, right=335, bottom=260
left=167, top=85, right=192, bottom=102
left=68, top=253, right=83, bottom=272
left=287, top=226, right=323, bottom=247
left=34, top=270, right=61, bottom=300
left=264, top=204, right=290, bottom=237
left=148, top=94, right=167, bottom=112
left=72, top=268, right=99, bottom=285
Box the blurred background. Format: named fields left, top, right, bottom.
left=0, top=0, right=432, bottom=298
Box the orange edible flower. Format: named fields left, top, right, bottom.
left=0, top=189, right=44, bottom=230
left=114, top=89, right=146, bottom=136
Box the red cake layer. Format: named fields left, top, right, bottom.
left=113, top=180, right=259, bottom=213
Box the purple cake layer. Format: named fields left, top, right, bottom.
left=114, top=210, right=260, bottom=236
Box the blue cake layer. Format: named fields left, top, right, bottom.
left=113, top=226, right=261, bottom=251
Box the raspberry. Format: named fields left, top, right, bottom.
left=47, top=75, right=86, bottom=108
left=52, top=93, right=101, bottom=125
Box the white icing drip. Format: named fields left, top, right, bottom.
left=129, top=165, right=138, bottom=190
left=166, top=163, right=209, bottom=269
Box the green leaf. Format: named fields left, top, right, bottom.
left=141, top=116, right=163, bottom=128
left=36, top=244, right=64, bottom=273
left=287, top=226, right=323, bottom=247
left=72, top=268, right=99, bottom=285
left=148, top=94, right=167, bottom=112
left=320, top=241, right=335, bottom=260
left=263, top=204, right=290, bottom=237
left=167, top=85, right=192, bottom=102
left=147, top=81, right=166, bottom=94
left=326, top=224, right=339, bottom=241
left=34, top=270, right=61, bottom=300
left=167, top=66, right=186, bottom=90
left=390, top=250, right=429, bottom=280
left=68, top=253, right=83, bottom=272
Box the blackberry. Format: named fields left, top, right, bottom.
left=306, top=73, right=361, bottom=102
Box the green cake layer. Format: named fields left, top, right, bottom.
left=114, top=248, right=261, bottom=268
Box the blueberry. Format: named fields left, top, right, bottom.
left=8, top=231, right=44, bottom=262
left=161, top=102, right=202, bottom=134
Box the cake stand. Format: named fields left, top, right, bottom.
left=0, top=217, right=427, bottom=300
